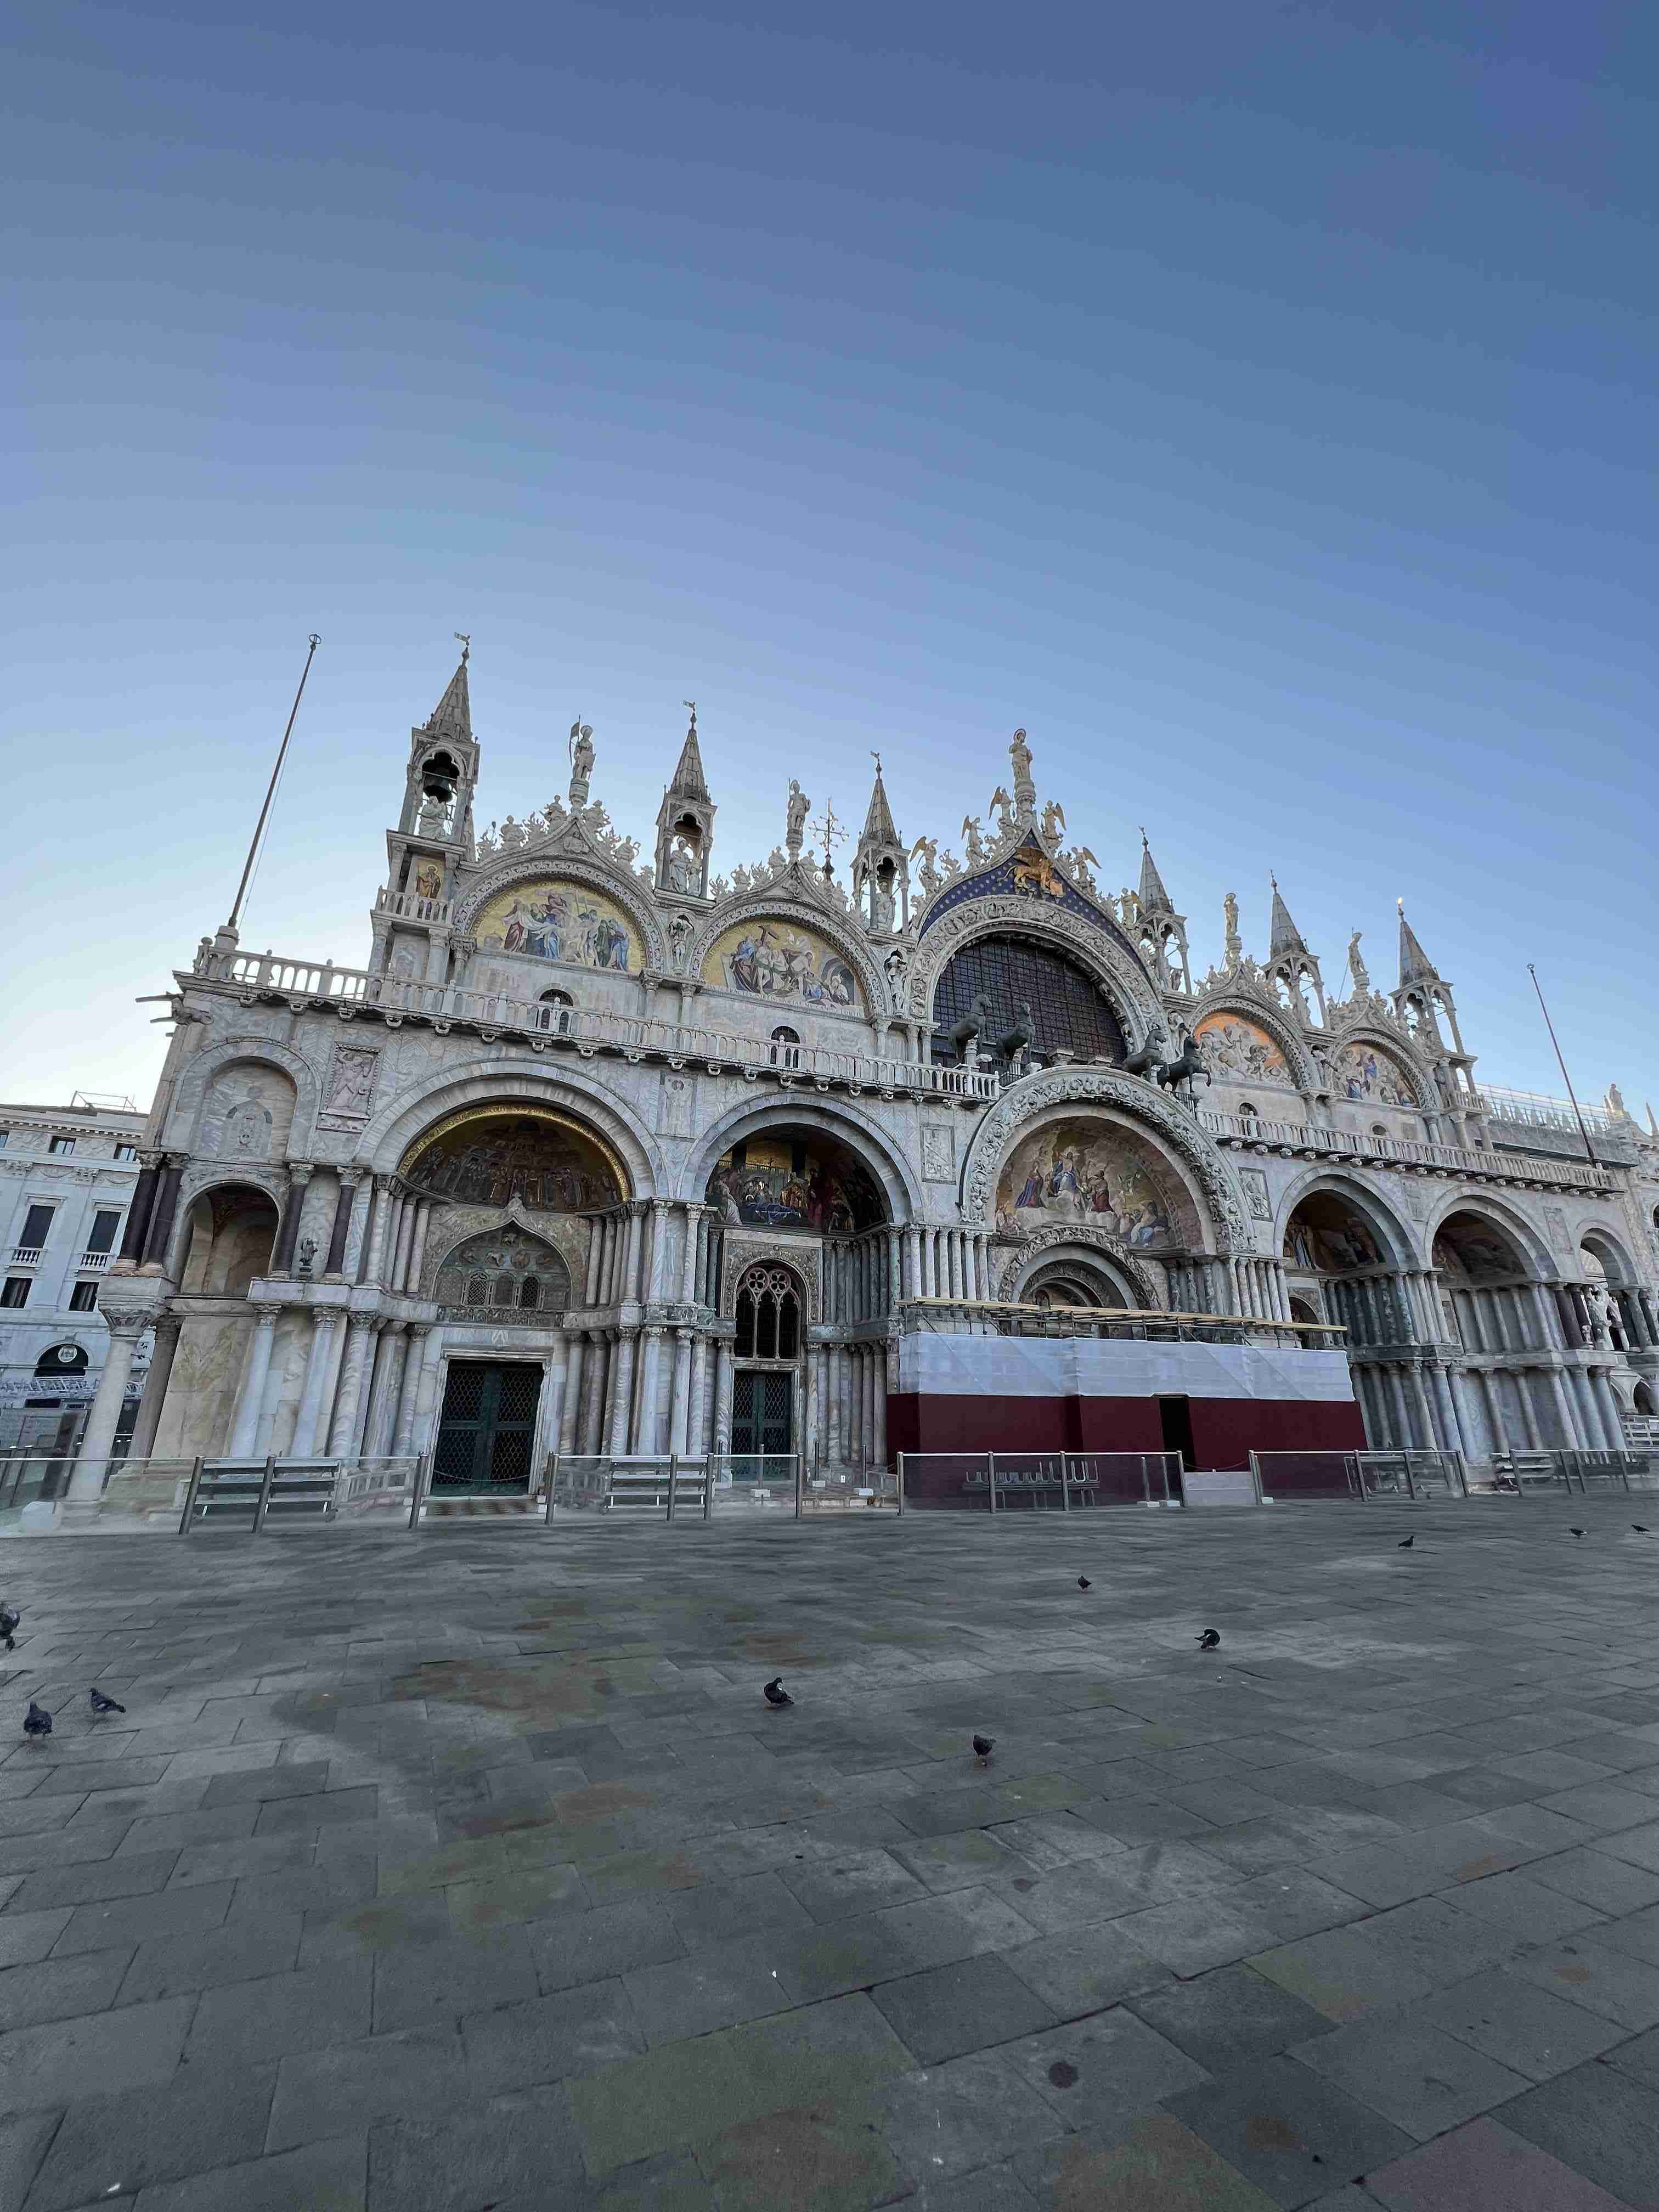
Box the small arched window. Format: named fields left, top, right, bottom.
left=1239, top=1102, right=1260, bottom=1126
left=1372, top=1123, right=1388, bottom=1137
left=770, top=1025, right=802, bottom=1070
left=539, top=989, right=574, bottom=1035
left=492, top=1275, right=515, bottom=1308
left=466, top=1273, right=488, bottom=1307
left=519, top=1277, right=540, bottom=1310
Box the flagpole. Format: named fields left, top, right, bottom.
left=1527, top=963, right=1598, bottom=1168
left=227, top=634, right=320, bottom=933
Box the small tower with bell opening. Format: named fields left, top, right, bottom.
left=1392, top=899, right=1479, bottom=1127
left=1133, top=831, right=1190, bottom=994
left=654, top=703, right=715, bottom=899
left=375, top=640, right=481, bottom=986
left=1262, top=874, right=1327, bottom=1025
left=851, top=755, right=908, bottom=934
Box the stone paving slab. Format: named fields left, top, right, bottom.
left=4, top=1499, right=1659, bottom=2206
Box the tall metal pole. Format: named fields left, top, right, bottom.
left=1527, top=963, right=1598, bottom=1167
left=227, top=634, right=320, bottom=933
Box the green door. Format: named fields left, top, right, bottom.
left=433, top=1361, right=543, bottom=1492
left=731, top=1370, right=794, bottom=1483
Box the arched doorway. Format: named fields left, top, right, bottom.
left=1432, top=1207, right=1579, bottom=1455
left=150, top=1183, right=284, bottom=1462
left=1283, top=1183, right=1423, bottom=1447
left=702, top=1116, right=895, bottom=1473
left=1023, top=1257, right=1128, bottom=1311
left=730, top=1260, right=805, bottom=1475
left=399, top=1104, right=627, bottom=1491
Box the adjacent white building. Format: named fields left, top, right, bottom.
left=0, top=1099, right=148, bottom=1452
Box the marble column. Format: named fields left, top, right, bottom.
left=405, top=1201, right=432, bottom=1297
left=1565, top=1367, right=1598, bottom=1450
left=365, top=1324, right=408, bottom=1458
left=713, top=1339, right=733, bottom=1458
left=287, top=1310, right=336, bottom=1455
left=558, top=1335, right=584, bottom=1453
left=668, top=1329, right=692, bottom=1453
left=872, top=1349, right=886, bottom=1471
left=887, top=1230, right=901, bottom=1314
left=647, top=1200, right=671, bottom=1301
left=1597, top=1369, right=1628, bottom=1449
left=680, top=1205, right=703, bottom=1305
left=390, top=1200, right=416, bottom=1296
left=1407, top=1364, right=1437, bottom=1452
left=688, top=1336, right=709, bottom=1457
left=350, top=1323, right=386, bottom=1458
left=273, top=1163, right=314, bottom=1276
left=358, top=1179, right=392, bottom=1285
left=579, top=1331, right=608, bottom=1454
left=636, top=1326, right=664, bottom=1453
left=326, top=1317, right=376, bottom=1456
left=324, top=1172, right=359, bottom=1278
left=68, top=1318, right=147, bottom=1499
left=390, top=1326, right=430, bottom=1457
left=1475, top=1369, right=1506, bottom=1454
left=128, top=1314, right=182, bottom=1460
left=607, top=1331, right=638, bottom=1454
left=624, top=1208, right=644, bottom=1304
left=1442, top=1364, right=1475, bottom=1457
left=1515, top=1373, right=1543, bottom=1451
left=229, top=1310, right=281, bottom=1457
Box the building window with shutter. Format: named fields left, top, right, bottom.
left=70, top=1280, right=99, bottom=1311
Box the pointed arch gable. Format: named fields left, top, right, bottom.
left=1322, top=1016, right=1435, bottom=1108
left=1186, top=989, right=1318, bottom=1092
left=452, top=849, right=666, bottom=970
left=686, top=894, right=886, bottom=1020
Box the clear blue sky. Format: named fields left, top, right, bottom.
left=8, top=2, right=1655, bottom=1116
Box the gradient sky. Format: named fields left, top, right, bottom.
left=8, top=2, right=1655, bottom=1117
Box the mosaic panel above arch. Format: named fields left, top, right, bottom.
left=994, top=1116, right=1198, bottom=1256
left=1333, top=1039, right=1421, bottom=1108
left=474, top=878, right=640, bottom=973
left=707, top=1130, right=885, bottom=1233
left=1193, top=1012, right=1295, bottom=1088
left=701, top=919, right=861, bottom=1011
left=399, top=1104, right=627, bottom=1212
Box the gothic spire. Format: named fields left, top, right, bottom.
left=1137, top=829, right=1173, bottom=917
left=667, top=703, right=709, bottom=803
left=424, top=643, right=472, bottom=743
left=860, top=754, right=900, bottom=851
left=1397, top=898, right=1438, bottom=986
left=1268, top=873, right=1306, bottom=958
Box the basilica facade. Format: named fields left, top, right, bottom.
left=79, top=652, right=1659, bottom=1496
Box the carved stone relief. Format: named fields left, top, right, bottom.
left=318, top=1044, right=381, bottom=1133
left=919, top=1124, right=956, bottom=1184
left=1238, top=1167, right=1272, bottom=1221
left=718, top=1231, right=823, bottom=1324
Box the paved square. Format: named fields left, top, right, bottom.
left=5, top=1497, right=1659, bottom=2208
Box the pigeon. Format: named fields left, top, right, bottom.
left=89, top=1689, right=126, bottom=1717
left=1398, top=1536, right=1415, bottom=1550
left=1197, top=1628, right=1221, bottom=1650
left=1569, top=1528, right=1587, bottom=1539
left=972, top=1735, right=995, bottom=1760
left=1077, top=1576, right=1092, bottom=1590
left=24, top=1702, right=51, bottom=1740
left=763, top=1677, right=793, bottom=1707
left=0, top=1601, right=18, bottom=1651
left=1634, top=1525, right=1651, bottom=1534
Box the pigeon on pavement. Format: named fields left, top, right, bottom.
left=0, top=1602, right=18, bottom=1651
left=1077, top=1576, right=1092, bottom=1590
left=972, top=1735, right=995, bottom=1760
left=1569, top=1528, right=1588, bottom=1538
left=24, top=1702, right=51, bottom=1740
left=1197, top=1628, right=1221, bottom=1650
left=89, top=1689, right=126, bottom=1716
left=763, top=1677, right=793, bottom=1707
left=1398, top=1536, right=1415, bottom=1550
left=1634, top=1525, right=1651, bottom=1534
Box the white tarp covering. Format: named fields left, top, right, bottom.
left=899, top=1333, right=1355, bottom=1404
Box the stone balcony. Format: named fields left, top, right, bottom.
left=184, top=945, right=1001, bottom=1104
left=1199, top=1107, right=1614, bottom=1195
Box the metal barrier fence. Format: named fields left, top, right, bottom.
left=544, top=1455, right=900, bottom=1520
left=1475, top=1448, right=1658, bottom=1497
left=1249, top=1450, right=1467, bottom=1502
left=896, top=1451, right=1183, bottom=1512
left=0, top=1454, right=422, bottom=1531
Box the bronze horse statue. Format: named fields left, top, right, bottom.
left=1120, top=1021, right=1167, bottom=1081
left=950, top=992, right=995, bottom=1061
left=1156, top=1029, right=1212, bottom=1094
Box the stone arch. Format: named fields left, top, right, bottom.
left=1276, top=1169, right=1420, bottom=1273
left=1185, top=989, right=1319, bottom=1093
left=681, top=1094, right=922, bottom=1224
left=452, top=848, right=667, bottom=970
left=1579, top=1225, right=1638, bottom=1283
left=167, top=1036, right=322, bottom=1156
left=1000, top=1227, right=1160, bottom=1309
left=1422, top=1190, right=1553, bottom=1279
left=960, top=1068, right=1251, bottom=1252
left=175, top=1180, right=282, bottom=1297
left=687, top=892, right=887, bottom=1023
left=908, top=899, right=1162, bottom=1058
left=357, top=1060, right=666, bottom=1199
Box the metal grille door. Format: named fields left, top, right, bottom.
left=433, top=1361, right=543, bottom=1492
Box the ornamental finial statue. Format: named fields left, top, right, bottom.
left=1223, top=890, right=1242, bottom=968
left=1347, top=929, right=1369, bottom=995
left=568, top=717, right=595, bottom=806
left=785, top=778, right=809, bottom=858
left=1009, top=727, right=1035, bottom=822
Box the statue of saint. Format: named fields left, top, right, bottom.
left=1223, top=891, right=1242, bottom=966
left=786, top=780, right=810, bottom=855
left=568, top=719, right=595, bottom=803
left=1347, top=930, right=1369, bottom=994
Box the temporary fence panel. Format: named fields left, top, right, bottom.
left=712, top=1455, right=802, bottom=1514
left=894, top=1452, right=997, bottom=1510
left=798, top=1465, right=899, bottom=1511
left=1356, top=1451, right=1467, bottom=1500
left=1059, top=1453, right=1185, bottom=1508
left=1249, top=1451, right=1362, bottom=1502
left=545, top=1455, right=713, bottom=1521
